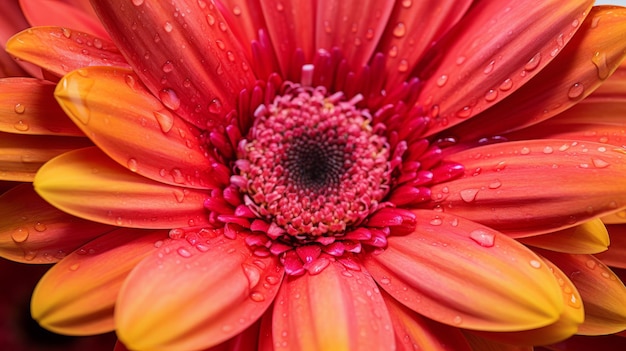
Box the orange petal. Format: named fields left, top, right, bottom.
left=91, top=0, right=256, bottom=130
left=434, top=140, right=626, bottom=236
left=6, top=26, right=129, bottom=78
left=315, top=0, right=394, bottom=70
left=602, top=210, right=626, bottom=224
left=363, top=210, right=563, bottom=332
left=596, top=224, right=626, bottom=268
left=19, top=0, right=109, bottom=39
left=518, top=219, right=609, bottom=254
left=0, top=183, right=114, bottom=263
left=377, top=0, right=472, bottom=88
left=272, top=260, right=394, bottom=351
left=54, top=66, right=219, bottom=189
left=0, top=77, right=83, bottom=136
left=540, top=250, right=626, bottom=335
left=116, top=231, right=283, bottom=351
left=0, top=131, right=91, bottom=181
left=447, top=6, right=626, bottom=141
left=473, top=256, right=584, bottom=346
left=383, top=291, right=472, bottom=351
left=32, top=228, right=167, bottom=335
left=34, top=147, right=210, bottom=229
left=419, top=0, right=593, bottom=136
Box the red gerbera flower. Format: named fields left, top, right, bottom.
left=2, top=0, right=626, bottom=350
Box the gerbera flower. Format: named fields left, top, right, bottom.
left=2, top=0, right=626, bottom=350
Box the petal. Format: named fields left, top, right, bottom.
left=463, top=333, right=533, bottom=351
left=34, top=147, right=211, bottom=229
left=91, top=0, right=256, bottom=130
left=0, top=184, right=114, bottom=263
left=433, top=140, right=626, bottom=236
left=540, top=250, right=626, bottom=335
left=6, top=27, right=130, bottom=78
left=596, top=224, right=626, bottom=268
left=0, top=131, right=92, bottom=181
left=376, top=0, right=472, bottom=88
left=447, top=6, right=626, bottom=142
left=32, top=228, right=167, bottom=335
left=0, top=77, right=83, bottom=136
left=54, top=66, right=219, bottom=189
left=272, top=260, right=394, bottom=351
left=383, top=291, right=472, bottom=351
left=260, top=0, right=315, bottom=76
left=0, top=1, right=30, bottom=77
left=315, top=0, right=394, bottom=70
left=546, top=334, right=626, bottom=351
left=472, top=256, right=583, bottom=346
left=19, top=0, right=109, bottom=39
left=116, top=231, right=283, bottom=351
left=518, top=219, right=610, bottom=254
left=363, top=210, right=563, bottom=332
left=419, top=0, right=593, bottom=136
left=217, top=1, right=266, bottom=60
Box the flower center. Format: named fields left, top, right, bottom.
left=234, top=85, right=391, bottom=238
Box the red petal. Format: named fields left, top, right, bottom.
left=91, top=0, right=256, bottom=130
left=434, top=140, right=626, bottom=236
left=363, top=210, right=563, bottom=331
left=54, top=66, right=218, bottom=189
left=6, top=27, right=130, bottom=78
left=32, top=228, right=167, bottom=335
left=272, top=259, right=394, bottom=350
left=419, top=0, right=593, bottom=136
left=0, top=131, right=92, bottom=181
left=447, top=6, right=626, bottom=142
left=596, top=224, right=626, bottom=268
left=34, top=147, right=210, bottom=229
left=217, top=1, right=266, bottom=62
left=463, top=333, right=533, bottom=351
left=19, top=0, right=109, bottom=39
left=0, top=1, right=30, bottom=77
left=0, top=78, right=83, bottom=136
left=0, top=184, right=113, bottom=263
left=518, top=219, right=609, bottom=254
left=116, top=231, right=283, bottom=351
left=315, top=0, right=394, bottom=70
left=377, top=0, right=472, bottom=88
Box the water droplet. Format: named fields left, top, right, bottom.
left=173, top=189, right=185, bottom=203
left=499, top=78, right=513, bottom=91
left=14, top=103, right=25, bottom=114
left=250, top=292, right=265, bottom=302
left=456, top=56, right=466, bottom=65
left=34, top=222, right=47, bottom=232
left=484, top=89, right=498, bottom=102
left=69, top=263, right=80, bottom=271
left=11, top=227, right=29, bottom=243
left=159, top=88, right=181, bottom=110
left=483, top=60, right=495, bottom=74
left=276, top=2, right=284, bottom=11
left=242, top=263, right=261, bottom=288
left=132, top=0, right=144, bottom=5
left=62, top=28, right=71, bottom=38
left=397, top=59, right=409, bottom=72
left=488, top=180, right=502, bottom=189
left=436, top=74, right=448, bottom=87
left=452, top=316, right=463, bottom=325
left=469, top=229, right=495, bottom=247
left=379, top=277, right=391, bottom=285
left=520, top=147, right=530, bottom=155
left=218, top=22, right=228, bottom=32
left=401, top=0, right=412, bottom=8
left=123, top=159, right=138, bottom=173
left=177, top=247, right=192, bottom=258
left=265, top=275, right=280, bottom=285
left=456, top=106, right=472, bottom=118
left=529, top=259, right=542, bottom=269
left=163, top=21, right=173, bottom=32
left=153, top=110, right=174, bottom=133
left=592, top=51, right=609, bottom=80
left=591, top=158, right=609, bottom=168
left=170, top=168, right=185, bottom=184
left=524, top=53, right=541, bottom=71
left=116, top=217, right=123, bottom=225
left=460, top=188, right=479, bottom=202
left=392, top=22, right=406, bottom=38
left=13, top=120, right=29, bottom=131
left=162, top=61, right=174, bottom=73
left=568, top=83, right=584, bottom=99
left=543, top=146, right=553, bottom=154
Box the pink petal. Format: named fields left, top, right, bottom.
left=31, top=228, right=167, bottom=335
left=0, top=184, right=114, bottom=263
left=116, top=231, right=283, bottom=351
left=272, top=259, right=394, bottom=350
left=433, top=140, right=626, bottom=236
left=0, top=131, right=92, bottom=181
left=54, top=66, right=219, bottom=189
left=91, top=0, right=256, bottom=130
left=363, top=210, right=563, bottom=331
left=519, top=219, right=609, bottom=254
left=19, top=0, right=110, bottom=39
left=0, top=77, right=83, bottom=136
left=0, top=0, right=30, bottom=77
left=376, top=0, right=472, bottom=88
left=34, top=147, right=210, bottom=229
left=419, top=0, right=593, bottom=136
left=315, top=0, right=394, bottom=70
left=6, top=27, right=130, bottom=78
left=216, top=1, right=267, bottom=62
left=446, top=6, right=626, bottom=142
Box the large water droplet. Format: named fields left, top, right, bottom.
left=436, top=74, right=448, bottom=87
left=13, top=120, right=29, bottom=131
left=208, top=98, right=222, bottom=114
left=163, top=22, right=173, bottom=33
left=524, top=53, right=541, bottom=71
left=529, top=259, right=542, bottom=269
left=162, top=61, right=174, bottom=73
left=126, top=158, right=138, bottom=172
left=14, top=103, right=25, bottom=114
left=591, top=51, right=609, bottom=80
left=397, top=59, right=409, bottom=72
left=460, top=188, right=479, bottom=202
left=154, top=109, right=174, bottom=133
left=568, top=83, right=584, bottom=99
left=242, top=263, right=261, bottom=288
left=159, top=88, right=181, bottom=110
left=392, top=22, right=406, bottom=38
left=499, top=78, right=513, bottom=91
left=11, top=227, right=29, bottom=243
left=469, top=229, right=495, bottom=247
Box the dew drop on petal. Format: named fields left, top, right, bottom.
left=483, top=60, right=495, bottom=74
left=429, top=217, right=442, bottom=226
left=159, top=88, right=181, bottom=110
left=34, top=222, right=47, bottom=232
left=208, top=98, right=222, bottom=114
left=592, top=158, right=609, bottom=168
left=132, top=0, right=144, bottom=5
left=484, top=89, right=498, bottom=102
left=529, top=259, right=542, bottom=269
left=499, top=78, right=513, bottom=91
left=250, top=292, right=265, bottom=302
left=397, top=59, right=409, bottom=72
left=592, top=51, right=610, bottom=80
left=379, top=277, right=391, bottom=285
left=154, top=110, right=174, bottom=133
left=436, top=74, right=448, bottom=87
left=162, top=61, right=174, bottom=73
left=163, top=22, right=173, bottom=32
left=14, top=103, right=25, bottom=114
left=177, top=247, right=192, bottom=258
left=469, top=229, right=495, bottom=247
left=242, top=263, right=261, bottom=288
left=127, top=158, right=138, bottom=172
left=524, top=53, right=541, bottom=71
left=460, top=188, right=479, bottom=202
left=568, top=83, right=584, bottom=99
left=392, top=22, right=406, bottom=38
left=13, top=120, right=29, bottom=131
left=11, top=227, right=29, bottom=243
left=452, top=316, right=463, bottom=325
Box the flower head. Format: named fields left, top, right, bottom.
left=2, top=0, right=626, bottom=350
